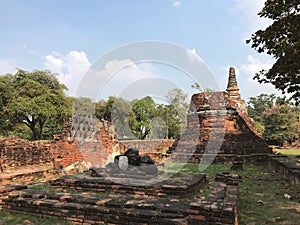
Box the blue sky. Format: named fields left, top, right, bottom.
left=0, top=0, right=282, bottom=102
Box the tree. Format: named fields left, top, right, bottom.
left=0, top=74, right=14, bottom=136
left=4, top=69, right=69, bottom=140
left=73, top=97, right=95, bottom=116
left=246, top=0, right=300, bottom=104
left=166, top=88, right=189, bottom=129
left=155, top=104, right=182, bottom=139
left=247, top=93, right=299, bottom=143
left=131, top=96, right=157, bottom=139
left=263, top=104, right=299, bottom=145
left=247, top=94, right=277, bottom=124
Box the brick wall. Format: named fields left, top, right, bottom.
left=119, top=139, right=175, bottom=153
left=0, top=137, right=53, bottom=172
left=0, top=116, right=121, bottom=174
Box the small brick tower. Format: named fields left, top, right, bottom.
left=226, top=67, right=240, bottom=99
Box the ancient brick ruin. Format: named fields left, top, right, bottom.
left=169, top=67, right=272, bottom=163
left=1, top=66, right=299, bottom=225
left=1, top=170, right=240, bottom=225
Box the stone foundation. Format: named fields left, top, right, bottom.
left=1, top=172, right=239, bottom=225
left=48, top=170, right=206, bottom=199
left=269, top=155, right=300, bottom=185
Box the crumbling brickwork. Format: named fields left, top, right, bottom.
left=51, top=115, right=120, bottom=170
left=2, top=172, right=239, bottom=225
left=169, top=67, right=271, bottom=162
left=0, top=115, right=121, bottom=177
left=0, top=137, right=53, bottom=172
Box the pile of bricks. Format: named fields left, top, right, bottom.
left=214, top=172, right=242, bottom=185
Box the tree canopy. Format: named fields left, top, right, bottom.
left=247, top=93, right=299, bottom=145
left=0, top=70, right=189, bottom=141
left=247, top=0, right=300, bottom=104
left=2, top=69, right=70, bottom=140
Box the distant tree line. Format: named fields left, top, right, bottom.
left=0, top=69, right=188, bottom=140
left=247, top=94, right=300, bottom=146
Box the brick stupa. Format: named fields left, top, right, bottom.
left=169, top=67, right=272, bottom=163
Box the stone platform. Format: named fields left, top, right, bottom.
left=48, top=169, right=207, bottom=199
left=1, top=172, right=240, bottom=225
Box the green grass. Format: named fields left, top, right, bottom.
left=238, top=165, right=300, bottom=225
left=162, top=162, right=300, bottom=224
left=162, top=162, right=231, bottom=179
left=273, top=148, right=300, bottom=157
left=0, top=209, right=71, bottom=225
left=30, top=184, right=57, bottom=192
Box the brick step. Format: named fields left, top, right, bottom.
left=2, top=190, right=190, bottom=225
left=48, top=172, right=206, bottom=199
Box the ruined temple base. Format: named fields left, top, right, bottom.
left=49, top=169, right=207, bottom=199
left=0, top=163, right=58, bottom=185
left=1, top=172, right=239, bottom=225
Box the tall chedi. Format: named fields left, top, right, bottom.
left=226, top=67, right=248, bottom=114
left=169, top=67, right=271, bottom=163
left=226, top=67, right=240, bottom=99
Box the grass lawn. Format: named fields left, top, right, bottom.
left=1, top=162, right=299, bottom=224
left=0, top=209, right=71, bottom=225
left=272, top=148, right=300, bottom=157
left=164, top=162, right=300, bottom=224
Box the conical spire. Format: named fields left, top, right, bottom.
left=226, top=67, right=239, bottom=91
left=226, top=67, right=240, bottom=99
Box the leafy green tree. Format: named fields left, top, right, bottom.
left=110, top=97, right=134, bottom=139
left=263, top=104, right=299, bottom=145
left=131, top=96, right=157, bottom=139
left=73, top=97, right=95, bottom=116
left=166, top=88, right=189, bottom=129
left=0, top=74, right=14, bottom=136
left=4, top=69, right=69, bottom=140
left=95, top=96, right=119, bottom=121
left=248, top=93, right=299, bottom=143
left=246, top=0, right=300, bottom=104
left=155, top=104, right=182, bottom=139
left=247, top=94, right=277, bottom=123
left=95, top=96, right=137, bottom=139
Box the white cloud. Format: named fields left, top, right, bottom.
left=186, top=48, right=204, bottom=63
left=232, top=0, right=272, bottom=41
left=172, top=1, right=181, bottom=8
left=44, top=55, right=64, bottom=73
left=0, top=59, right=17, bottom=75
left=236, top=55, right=283, bottom=100
left=96, top=60, right=159, bottom=100
left=44, top=50, right=91, bottom=96
left=239, top=55, right=273, bottom=77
